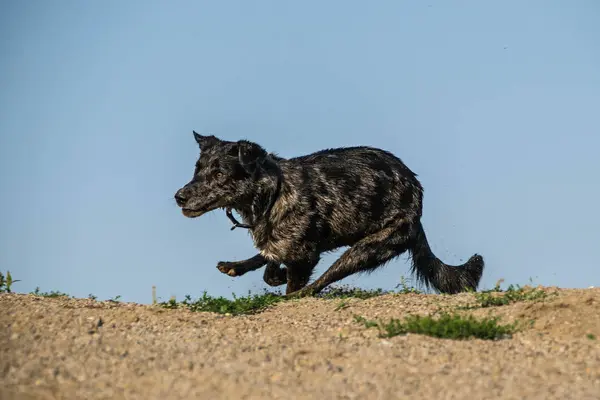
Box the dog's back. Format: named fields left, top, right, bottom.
left=270, top=146, right=424, bottom=253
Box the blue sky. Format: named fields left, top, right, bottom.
left=1, top=0, right=598, bottom=303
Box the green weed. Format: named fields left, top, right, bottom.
left=355, top=313, right=517, bottom=340
left=395, top=276, right=423, bottom=294
left=107, top=295, right=122, bottom=303
left=0, top=271, right=20, bottom=293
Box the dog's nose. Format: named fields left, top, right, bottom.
left=174, top=189, right=188, bottom=206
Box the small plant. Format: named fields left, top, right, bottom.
left=159, top=290, right=284, bottom=315
left=335, top=300, right=350, bottom=311
left=355, top=313, right=517, bottom=340
left=30, top=287, right=70, bottom=298
left=88, top=294, right=98, bottom=301
left=107, top=295, right=122, bottom=303
left=473, top=284, right=550, bottom=308
left=355, top=316, right=379, bottom=329
left=0, top=271, right=20, bottom=293
left=587, top=333, right=596, bottom=340
left=395, top=276, right=423, bottom=294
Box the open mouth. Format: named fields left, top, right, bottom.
left=181, top=208, right=208, bottom=218
left=181, top=201, right=222, bottom=218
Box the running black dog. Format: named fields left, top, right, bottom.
left=174, top=132, right=484, bottom=297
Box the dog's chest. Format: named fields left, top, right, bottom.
left=256, top=237, right=291, bottom=262
left=250, top=227, right=297, bottom=262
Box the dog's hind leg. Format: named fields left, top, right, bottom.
left=286, top=221, right=412, bottom=298
left=284, top=257, right=320, bottom=295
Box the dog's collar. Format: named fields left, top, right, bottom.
left=225, top=166, right=282, bottom=231
left=225, top=208, right=253, bottom=230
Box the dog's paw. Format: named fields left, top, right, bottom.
left=263, top=265, right=287, bottom=287
left=216, top=262, right=246, bottom=277
left=284, top=285, right=318, bottom=298
left=284, top=288, right=311, bottom=299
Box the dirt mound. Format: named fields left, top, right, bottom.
left=1, top=287, right=599, bottom=399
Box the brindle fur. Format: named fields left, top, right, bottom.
left=174, top=132, right=484, bottom=297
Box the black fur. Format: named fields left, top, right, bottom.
left=174, top=132, right=484, bottom=296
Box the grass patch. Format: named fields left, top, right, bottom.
left=355, top=313, right=517, bottom=340
left=317, top=285, right=388, bottom=300
left=157, top=285, right=399, bottom=315
left=472, top=284, right=550, bottom=308
left=159, top=290, right=284, bottom=315
left=587, top=333, right=596, bottom=340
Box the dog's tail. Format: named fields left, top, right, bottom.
left=408, top=221, right=484, bottom=294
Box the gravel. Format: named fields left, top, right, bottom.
left=1, top=287, right=599, bottom=399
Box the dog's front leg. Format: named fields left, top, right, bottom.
left=217, top=254, right=288, bottom=287
left=217, top=254, right=267, bottom=277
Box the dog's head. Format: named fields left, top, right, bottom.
left=174, top=131, right=272, bottom=218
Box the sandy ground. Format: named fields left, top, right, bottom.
left=1, top=287, right=600, bottom=400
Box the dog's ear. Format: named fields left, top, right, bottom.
left=193, top=131, right=219, bottom=149
left=237, top=140, right=268, bottom=175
